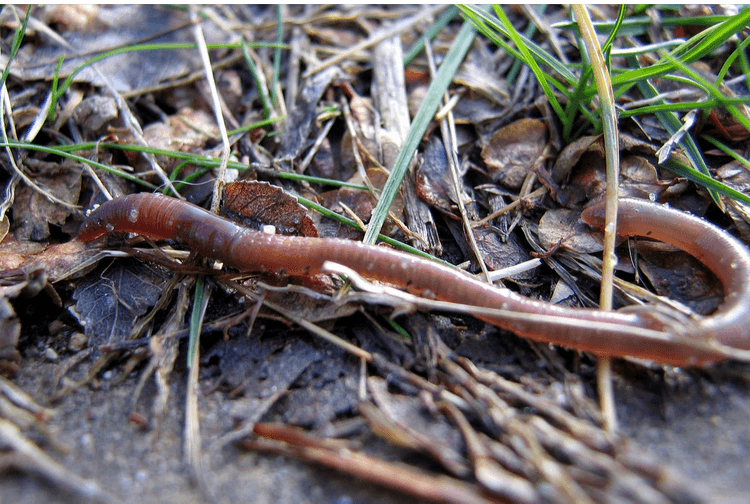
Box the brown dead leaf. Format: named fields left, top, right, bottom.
left=551, top=135, right=602, bottom=185
left=141, top=107, right=220, bottom=156
left=317, top=188, right=373, bottom=239
left=716, top=159, right=750, bottom=241
left=481, top=118, right=547, bottom=189
left=277, top=66, right=341, bottom=161
left=0, top=270, right=54, bottom=372
left=223, top=181, right=318, bottom=237
left=472, top=226, right=532, bottom=273
left=703, top=106, right=750, bottom=142
left=538, top=208, right=603, bottom=254
left=0, top=216, right=9, bottom=244
left=556, top=133, right=690, bottom=206
left=340, top=82, right=379, bottom=174
left=0, top=239, right=97, bottom=284
left=12, top=159, right=82, bottom=241
left=454, top=57, right=510, bottom=106
left=366, top=376, right=468, bottom=477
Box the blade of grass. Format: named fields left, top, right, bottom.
left=662, top=157, right=750, bottom=207
left=600, top=5, right=626, bottom=59
left=187, top=276, right=208, bottom=369
left=39, top=139, right=370, bottom=190
left=47, top=56, right=65, bottom=122
left=606, top=7, right=750, bottom=96
left=190, top=5, right=230, bottom=212
left=715, top=29, right=750, bottom=87
left=573, top=4, right=619, bottom=434
left=702, top=135, right=750, bottom=172
left=0, top=141, right=157, bottom=189
left=620, top=98, right=750, bottom=120
left=402, top=5, right=459, bottom=66
left=625, top=54, right=721, bottom=205
left=295, top=194, right=454, bottom=264
left=459, top=4, right=578, bottom=86
left=0, top=6, right=31, bottom=88
left=555, top=12, right=734, bottom=36
left=271, top=6, right=284, bottom=108
left=241, top=41, right=272, bottom=120
left=505, top=5, right=545, bottom=85
left=665, top=54, right=750, bottom=134
left=560, top=4, right=605, bottom=141
left=495, top=6, right=566, bottom=122
left=362, top=15, right=476, bottom=244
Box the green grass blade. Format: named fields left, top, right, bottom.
left=241, top=41, right=272, bottom=120
left=0, top=140, right=157, bottom=189
left=403, top=5, right=459, bottom=66
left=187, top=276, right=206, bottom=369
left=608, top=7, right=750, bottom=94
left=627, top=55, right=720, bottom=204
left=0, top=6, right=31, bottom=88
left=271, top=6, right=283, bottom=108
left=702, top=135, right=750, bottom=172
left=663, top=157, right=750, bottom=207
left=362, top=16, right=476, bottom=244
left=494, top=6, right=566, bottom=121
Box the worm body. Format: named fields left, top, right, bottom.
left=79, top=193, right=750, bottom=366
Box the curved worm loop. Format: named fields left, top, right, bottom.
left=79, top=193, right=750, bottom=366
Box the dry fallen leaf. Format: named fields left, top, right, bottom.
left=481, top=118, right=547, bottom=190
left=538, top=208, right=603, bottom=254
left=70, top=262, right=169, bottom=347
left=223, top=180, right=318, bottom=237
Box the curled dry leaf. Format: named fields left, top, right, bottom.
left=550, top=135, right=602, bottom=186
left=472, top=226, right=532, bottom=274
left=277, top=66, right=341, bottom=161
left=481, top=118, right=547, bottom=190
left=555, top=131, right=694, bottom=206
left=318, top=166, right=405, bottom=239
left=38, top=5, right=102, bottom=31
left=0, top=270, right=53, bottom=373
left=566, top=154, right=670, bottom=206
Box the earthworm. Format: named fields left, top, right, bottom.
left=79, top=193, right=750, bottom=366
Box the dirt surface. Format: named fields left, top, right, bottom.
left=2, top=307, right=750, bottom=503
left=616, top=363, right=750, bottom=503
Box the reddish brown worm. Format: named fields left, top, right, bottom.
left=79, top=193, right=750, bottom=366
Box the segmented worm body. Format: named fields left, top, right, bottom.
left=79, top=193, right=750, bottom=366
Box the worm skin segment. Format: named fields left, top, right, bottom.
left=79, top=193, right=750, bottom=366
